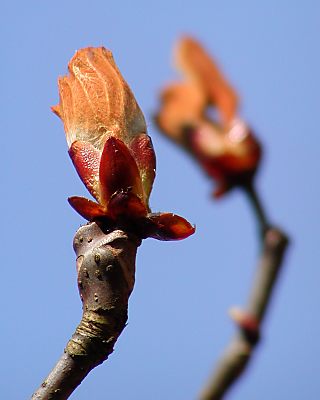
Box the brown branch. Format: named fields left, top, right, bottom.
left=31, top=222, right=141, bottom=400
left=242, top=181, right=269, bottom=235
left=199, top=187, right=289, bottom=400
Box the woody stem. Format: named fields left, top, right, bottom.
left=242, top=181, right=270, bottom=234
left=31, top=223, right=140, bottom=400
left=199, top=184, right=289, bottom=400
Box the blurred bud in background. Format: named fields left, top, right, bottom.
left=156, top=36, right=262, bottom=198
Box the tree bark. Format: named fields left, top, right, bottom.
left=32, top=222, right=141, bottom=400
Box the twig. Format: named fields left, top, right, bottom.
left=199, top=186, right=289, bottom=400
left=32, top=222, right=141, bottom=400
left=242, top=182, right=269, bottom=235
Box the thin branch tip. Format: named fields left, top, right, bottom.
left=199, top=222, right=289, bottom=400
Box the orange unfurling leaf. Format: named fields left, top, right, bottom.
left=156, top=82, right=206, bottom=143
left=175, top=36, right=238, bottom=126
left=53, top=47, right=147, bottom=151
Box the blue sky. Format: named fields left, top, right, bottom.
left=2, top=1, right=320, bottom=399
